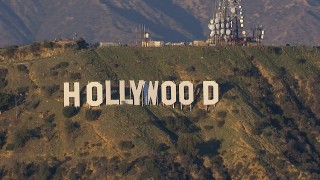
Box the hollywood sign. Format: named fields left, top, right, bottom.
left=64, top=81, right=219, bottom=108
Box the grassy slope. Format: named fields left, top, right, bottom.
left=0, top=46, right=320, bottom=179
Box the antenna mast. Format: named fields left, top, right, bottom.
left=208, top=0, right=246, bottom=46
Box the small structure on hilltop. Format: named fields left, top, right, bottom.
left=99, top=42, right=120, bottom=47
left=136, top=25, right=164, bottom=47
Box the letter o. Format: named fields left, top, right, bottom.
left=161, top=81, right=176, bottom=106
left=179, top=81, right=194, bottom=105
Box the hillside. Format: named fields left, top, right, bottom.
left=0, top=0, right=320, bottom=46
left=0, top=45, right=320, bottom=179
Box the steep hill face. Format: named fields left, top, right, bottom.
left=0, top=0, right=320, bottom=46
left=0, top=46, right=320, bottom=179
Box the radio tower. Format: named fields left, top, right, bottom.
left=208, top=0, right=246, bottom=46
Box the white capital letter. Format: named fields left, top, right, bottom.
left=64, top=82, right=80, bottom=107
left=148, top=81, right=159, bottom=105
left=87, top=82, right=103, bottom=107
left=119, top=80, right=133, bottom=105
left=203, top=81, right=219, bottom=106
left=130, top=80, right=144, bottom=105
left=161, top=81, right=176, bottom=106
left=179, top=81, right=194, bottom=105
left=106, top=81, right=119, bottom=105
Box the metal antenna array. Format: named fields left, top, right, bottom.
left=135, top=25, right=151, bottom=47
left=208, top=0, right=246, bottom=46
left=251, top=24, right=265, bottom=45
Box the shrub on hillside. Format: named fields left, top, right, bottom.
left=69, top=72, right=82, bottom=80
left=0, top=93, right=11, bottom=111
left=197, top=139, right=221, bottom=157
left=85, top=109, right=101, bottom=121
left=273, top=47, right=283, bottom=55
left=0, top=68, right=8, bottom=77
left=51, top=62, right=69, bottom=70
left=186, top=66, right=196, bottom=72
left=0, top=78, right=7, bottom=89
left=44, top=114, right=55, bottom=124
left=17, top=86, right=29, bottom=94
left=43, top=114, right=57, bottom=136
left=63, top=106, right=80, bottom=118
left=217, top=119, right=226, bottom=127
left=3, top=45, right=18, bottom=58
left=13, top=127, right=41, bottom=148
left=156, top=143, right=170, bottom=152
left=217, top=111, right=227, bottom=119
left=65, top=120, right=80, bottom=134
left=17, top=64, right=29, bottom=74
left=277, top=67, right=287, bottom=77
left=42, top=85, right=59, bottom=97
left=119, top=141, right=135, bottom=150
left=176, top=134, right=201, bottom=156
left=297, top=59, right=307, bottom=65
left=29, top=42, right=41, bottom=54
left=42, top=41, right=54, bottom=49
left=76, top=38, right=89, bottom=50
left=5, top=144, right=14, bottom=151
left=26, top=99, right=40, bottom=110
left=204, top=125, right=214, bottom=130
left=0, top=131, right=6, bottom=149
left=50, top=71, right=58, bottom=76
left=64, top=43, right=75, bottom=49
left=162, top=116, right=199, bottom=133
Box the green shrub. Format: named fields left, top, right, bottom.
left=186, top=66, right=196, bottom=72
left=64, top=43, right=75, bottom=49
left=76, top=38, right=89, bottom=50
left=38, top=162, right=53, bottom=180
left=51, top=62, right=69, bottom=70
left=65, top=120, right=80, bottom=134
left=273, top=47, right=283, bottom=55
left=204, top=125, right=214, bottom=130
left=176, top=134, right=201, bottom=156
left=63, top=106, right=80, bottom=118
left=232, top=109, right=239, bottom=114
left=217, top=119, right=226, bottom=127
left=17, top=64, right=29, bottom=74
left=197, top=139, right=221, bottom=157
left=13, top=127, right=41, bottom=148
left=162, top=116, right=199, bottom=133
left=26, top=99, right=40, bottom=109
left=44, top=114, right=55, bottom=123
left=277, top=67, right=286, bottom=77
left=0, top=131, right=6, bottom=149
left=42, top=85, right=59, bottom=96
left=297, top=59, right=307, bottom=65
left=85, top=109, right=101, bottom=121
left=119, top=141, right=135, bottom=150
left=0, top=68, right=8, bottom=77
left=42, top=41, right=54, bottom=49
left=5, top=143, right=14, bottom=151
left=50, top=71, right=58, bottom=76
left=69, top=72, right=82, bottom=80
left=3, top=45, right=18, bottom=58
left=190, top=109, right=208, bottom=122
left=0, top=78, right=7, bottom=89
left=29, top=42, right=41, bottom=54
left=156, top=143, right=170, bottom=152
left=0, top=93, right=11, bottom=111
left=217, top=111, right=227, bottom=119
